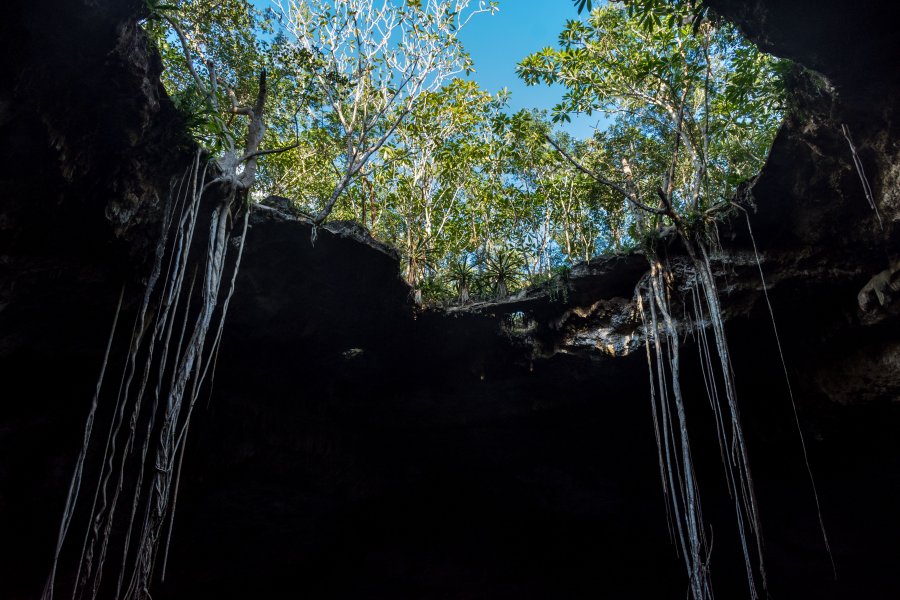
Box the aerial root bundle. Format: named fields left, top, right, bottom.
left=638, top=235, right=768, bottom=600
left=43, top=151, right=251, bottom=600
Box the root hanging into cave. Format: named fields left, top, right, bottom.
left=42, top=151, right=252, bottom=600
left=639, top=261, right=712, bottom=600
left=639, top=236, right=769, bottom=600
left=43, top=285, right=125, bottom=600
left=692, top=239, right=767, bottom=599
left=740, top=208, right=836, bottom=577
left=841, top=123, right=883, bottom=229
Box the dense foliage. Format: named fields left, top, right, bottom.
left=519, top=1, right=785, bottom=237
left=145, top=0, right=785, bottom=303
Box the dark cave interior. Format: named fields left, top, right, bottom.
left=1, top=0, right=899, bottom=598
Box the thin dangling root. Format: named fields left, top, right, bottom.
left=43, top=285, right=125, bottom=600
left=739, top=207, right=836, bottom=578
left=841, top=123, right=883, bottom=229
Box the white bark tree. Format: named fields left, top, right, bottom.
left=275, top=0, right=497, bottom=226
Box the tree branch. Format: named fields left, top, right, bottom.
left=544, top=134, right=668, bottom=216
left=240, top=140, right=301, bottom=163
left=162, top=15, right=213, bottom=107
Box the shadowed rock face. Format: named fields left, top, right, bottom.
left=1, top=0, right=899, bottom=598
left=705, top=0, right=900, bottom=93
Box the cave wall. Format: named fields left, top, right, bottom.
left=707, top=0, right=900, bottom=245
left=1, top=0, right=899, bottom=598
left=0, top=0, right=195, bottom=594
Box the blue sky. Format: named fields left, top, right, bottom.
left=458, top=0, right=599, bottom=139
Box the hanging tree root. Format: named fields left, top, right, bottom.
left=841, top=123, right=883, bottom=229
left=42, top=55, right=280, bottom=599
left=638, top=234, right=770, bottom=600
left=42, top=152, right=253, bottom=600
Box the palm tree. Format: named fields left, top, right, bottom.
left=484, top=249, right=524, bottom=299
left=447, top=257, right=477, bottom=304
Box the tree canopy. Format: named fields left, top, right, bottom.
left=519, top=1, right=785, bottom=228
left=144, top=0, right=786, bottom=304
